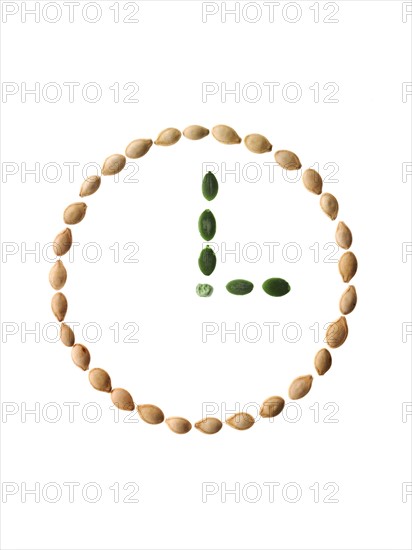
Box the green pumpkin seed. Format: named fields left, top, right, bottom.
left=196, top=283, right=214, bottom=297
left=226, top=279, right=254, bottom=295
left=202, top=172, right=218, bottom=201
left=198, top=209, right=216, bottom=241
left=262, top=278, right=291, bottom=297
left=198, top=246, right=216, bottom=276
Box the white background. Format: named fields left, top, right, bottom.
left=1, top=1, right=411, bottom=549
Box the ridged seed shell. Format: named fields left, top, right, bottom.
left=60, top=323, right=75, bottom=347
left=211, top=125, right=241, bottom=145
left=226, top=412, right=254, bottom=431
left=183, top=125, right=209, bottom=140
left=244, top=134, right=272, bottom=154
left=53, top=228, right=72, bottom=257
left=71, top=343, right=90, bottom=371
left=51, top=292, right=67, bottom=322
left=63, top=202, right=87, bottom=225
left=102, top=154, right=126, bottom=176
left=320, top=193, right=339, bottom=220
left=195, top=417, right=223, bottom=434
left=49, top=260, right=67, bottom=290
left=336, top=221, right=353, bottom=249
left=339, top=251, right=358, bottom=282
left=260, top=396, right=285, bottom=418
left=339, top=285, right=357, bottom=315
left=289, top=375, right=313, bottom=400
left=154, top=128, right=181, bottom=146
left=111, top=388, right=135, bottom=411
left=274, top=150, right=302, bottom=170
left=302, top=168, right=323, bottom=195
left=165, top=416, right=192, bottom=434
left=79, top=175, right=101, bottom=197
left=125, top=138, right=153, bottom=159
left=314, top=348, right=332, bottom=376
left=89, top=368, right=111, bottom=392
left=325, top=316, right=348, bottom=348
left=137, top=404, right=165, bottom=425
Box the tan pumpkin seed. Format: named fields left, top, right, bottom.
left=302, top=168, right=323, bottom=195
left=320, top=193, right=339, bottom=220
left=325, top=316, right=348, bottom=348
left=244, top=134, right=272, bottom=154
left=63, top=202, right=87, bottom=225
left=71, top=343, right=90, bottom=371
left=259, top=396, right=285, bottom=418
left=165, top=416, right=192, bottom=434
left=314, top=348, right=332, bottom=376
left=211, top=124, right=241, bottom=145
left=60, top=323, right=75, bottom=347
left=154, top=128, right=181, bottom=146
left=339, top=251, right=358, bottom=282
left=226, top=412, right=254, bottom=431
left=53, top=228, right=72, bottom=257
left=137, top=404, right=164, bottom=425
left=274, top=150, right=302, bottom=170
left=111, top=388, right=135, bottom=411
left=89, top=368, right=112, bottom=392
left=194, top=417, right=223, bottom=435
left=125, top=138, right=153, bottom=159
left=79, top=175, right=101, bottom=197
left=102, top=154, right=126, bottom=176
left=340, top=285, right=357, bottom=315
left=336, top=221, right=352, bottom=249
left=183, top=125, right=209, bottom=140
left=51, top=292, right=67, bottom=322
left=49, top=260, right=67, bottom=290
left=289, top=375, right=313, bottom=400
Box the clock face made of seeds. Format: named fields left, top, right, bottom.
left=49, top=124, right=357, bottom=435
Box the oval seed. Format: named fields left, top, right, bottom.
left=137, top=404, right=164, bottom=425
left=289, top=375, right=313, bottom=400
left=302, top=168, right=323, bottom=195
left=89, top=368, right=112, bottom=392
left=198, top=246, right=216, bottom=276
left=79, top=175, right=101, bottom=197
left=259, top=396, right=285, bottom=418
left=63, top=202, right=87, bottom=225
left=154, top=128, right=181, bottom=146
left=51, top=292, right=67, bottom=322
left=71, top=343, right=90, bottom=371
left=198, top=209, right=216, bottom=241
left=196, top=283, right=214, bottom=297
left=102, top=154, right=126, bottom=176
left=262, top=278, right=291, bottom=297
left=165, top=416, right=192, bottom=434
left=226, top=279, right=254, bottom=295
left=60, top=323, right=75, bottom=347
left=339, top=251, right=358, bottom=282
left=202, top=171, right=219, bottom=201
left=336, top=221, right=353, bottom=250
left=53, top=228, right=72, bottom=257
left=244, top=134, right=272, bottom=154
left=320, top=193, right=339, bottom=220
left=314, top=348, right=332, bottom=376
left=111, top=388, right=134, bottom=411
left=183, top=125, right=209, bottom=140
left=125, top=138, right=153, bottom=159
left=195, top=417, right=223, bottom=435
left=325, top=316, right=348, bottom=348
left=49, top=260, right=67, bottom=290
left=274, top=150, right=302, bottom=170
left=211, top=124, right=241, bottom=145
left=340, top=285, right=357, bottom=315
left=226, top=412, right=254, bottom=431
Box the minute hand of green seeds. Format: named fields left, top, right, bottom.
left=202, top=171, right=219, bottom=201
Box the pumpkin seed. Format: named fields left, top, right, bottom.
left=244, top=134, right=272, bottom=154
left=125, top=138, right=153, bottom=159
left=226, top=412, right=254, bottom=430
left=89, top=368, right=112, bottom=392
left=154, top=128, right=181, bottom=146
left=274, top=150, right=302, bottom=170
left=260, top=396, right=285, bottom=418
left=211, top=125, right=241, bottom=145
left=320, top=193, right=339, bottom=220
left=338, top=251, right=358, bottom=282
left=198, top=209, right=216, bottom=241
left=51, top=292, right=67, bottom=322
left=339, top=285, right=357, bottom=315
left=63, top=202, right=87, bottom=225
left=325, top=316, right=348, bottom=348
left=336, top=221, right=352, bottom=250
left=195, top=417, right=223, bottom=435
left=262, top=278, right=290, bottom=297
left=79, top=175, right=101, bottom=197
left=196, top=283, right=214, bottom=297
left=111, top=388, right=134, bottom=411
left=53, top=228, right=72, bottom=257
left=202, top=171, right=219, bottom=201
left=102, top=154, right=126, bottom=176
left=60, top=323, right=75, bottom=347
left=302, top=168, right=323, bottom=195
left=289, top=375, right=313, bottom=400
left=49, top=260, right=67, bottom=290
left=226, top=279, right=254, bottom=295
left=137, top=404, right=164, bottom=425
left=314, top=348, right=332, bottom=376
left=71, top=343, right=90, bottom=371
left=198, top=246, right=216, bottom=276
left=183, top=125, right=209, bottom=140
left=165, top=416, right=192, bottom=434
